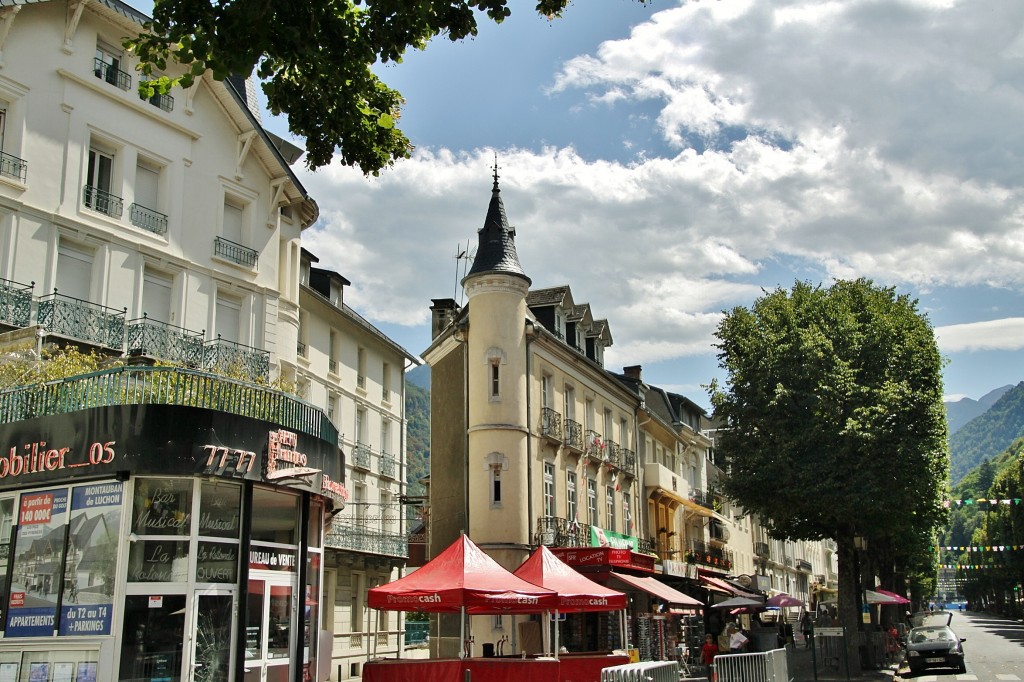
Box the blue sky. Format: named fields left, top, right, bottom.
left=145, top=0, right=1024, bottom=410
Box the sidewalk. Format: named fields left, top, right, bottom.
left=788, top=642, right=900, bottom=682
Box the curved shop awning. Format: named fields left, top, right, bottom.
left=610, top=572, right=704, bottom=609
left=700, top=575, right=761, bottom=600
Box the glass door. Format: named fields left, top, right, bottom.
left=245, top=576, right=297, bottom=682
left=189, top=589, right=236, bottom=682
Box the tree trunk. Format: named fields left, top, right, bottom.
left=837, top=533, right=863, bottom=676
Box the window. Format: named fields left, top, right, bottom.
left=223, top=198, right=243, bottom=243
left=327, top=393, right=337, bottom=425
left=382, top=362, right=391, bottom=402
left=131, top=159, right=167, bottom=234
left=622, top=489, right=632, bottom=535
left=380, top=490, right=394, bottom=532
left=56, top=242, right=94, bottom=298
left=0, top=106, right=26, bottom=182
left=350, top=573, right=365, bottom=632
left=541, top=374, right=552, bottom=409
left=543, top=463, right=555, bottom=518
left=564, top=385, right=575, bottom=421
left=620, top=418, right=629, bottom=449
left=355, top=407, right=367, bottom=445
left=603, top=409, right=613, bottom=442
left=214, top=294, right=241, bottom=343
left=587, top=479, right=597, bottom=525
left=357, top=347, right=367, bottom=389
left=329, top=331, right=339, bottom=374
left=141, top=268, right=173, bottom=323
left=380, top=419, right=391, bottom=455
left=585, top=399, right=594, bottom=431
left=352, top=482, right=366, bottom=526
left=566, top=471, right=578, bottom=522
left=489, top=360, right=500, bottom=399
left=491, top=467, right=502, bottom=505
left=94, top=42, right=130, bottom=90
left=606, top=486, right=616, bottom=532
left=85, top=143, right=121, bottom=217
left=297, top=312, right=308, bottom=358
left=215, top=197, right=256, bottom=266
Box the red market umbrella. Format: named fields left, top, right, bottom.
left=766, top=593, right=803, bottom=608
left=873, top=588, right=911, bottom=604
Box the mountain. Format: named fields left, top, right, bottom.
left=407, top=364, right=430, bottom=391
left=405, top=381, right=430, bottom=497
left=948, top=381, right=1024, bottom=484
left=945, top=385, right=1013, bottom=435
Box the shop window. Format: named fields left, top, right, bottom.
left=199, top=481, right=241, bottom=539
left=119, top=595, right=186, bottom=681
left=132, top=478, right=193, bottom=536
left=249, top=487, right=299, bottom=545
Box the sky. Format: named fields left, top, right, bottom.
left=147, top=0, right=1024, bottom=410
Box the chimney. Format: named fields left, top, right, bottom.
left=430, top=299, right=460, bottom=340
left=623, top=365, right=642, bottom=381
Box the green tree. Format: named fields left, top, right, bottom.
left=710, top=279, right=948, bottom=673
left=128, top=0, right=638, bottom=173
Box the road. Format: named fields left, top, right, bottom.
left=896, top=610, right=1024, bottom=681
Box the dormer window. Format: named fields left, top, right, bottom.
left=554, top=310, right=564, bottom=340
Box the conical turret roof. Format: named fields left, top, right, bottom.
left=463, top=168, right=531, bottom=286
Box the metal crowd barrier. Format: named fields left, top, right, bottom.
left=600, top=661, right=680, bottom=682
left=714, top=648, right=790, bottom=682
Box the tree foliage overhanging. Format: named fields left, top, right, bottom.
left=710, top=279, right=949, bottom=545
left=129, top=0, right=629, bottom=173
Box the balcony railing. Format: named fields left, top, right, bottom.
left=796, top=559, right=813, bottom=573
left=687, top=541, right=734, bottom=571
left=126, top=314, right=204, bottom=366
left=619, top=448, right=636, bottom=476
left=604, top=440, right=620, bottom=467
left=379, top=452, right=397, bottom=479
left=689, top=489, right=715, bottom=510
left=563, top=418, right=583, bottom=451
left=324, top=521, right=407, bottom=558
left=129, top=203, right=168, bottom=235
left=201, top=336, right=270, bottom=383
left=0, top=278, right=33, bottom=328
left=584, top=430, right=605, bottom=462
left=213, top=236, right=258, bottom=267
left=352, top=442, right=371, bottom=469
left=540, top=406, right=562, bottom=441
left=0, top=365, right=338, bottom=446
left=0, top=150, right=27, bottom=182
left=84, top=185, right=124, bottom=218
left=143, top=91, right=174, bottom=112
left=534, top=516, right=591, bottom=548
left=93, top=57, right=131, bottom=90
left=754, top=541, right=771, bottom=558
left=37, top=290, right=125, bottom=349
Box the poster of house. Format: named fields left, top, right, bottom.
left=59, top=483, right=122, bottom=636
left=6, top=489, right=69, bottom=637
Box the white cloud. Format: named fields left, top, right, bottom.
left=935, top=318, right=1024, bottom=352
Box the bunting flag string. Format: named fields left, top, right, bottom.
left=943, top=498, right=1022, bottom=507
left=940, top=564, right=1008, bottom=569
left=932, top=545, right=1024, bottom=552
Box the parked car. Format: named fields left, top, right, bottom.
left=905, top=612, right=966, bottom=675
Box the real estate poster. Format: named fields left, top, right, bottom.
left=59, top=483, right=122, bottom=636
left=0, top=663, right=18, bottom=682
left=53, top=662, right=75, bottom=682
left=75, top=662, right=97, bottom=682
left=6, top=488, right=69, bottom=637
left=28, top=662, right=49, bottom=682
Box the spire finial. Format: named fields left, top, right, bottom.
left=492, top=152, right=500, bottom=191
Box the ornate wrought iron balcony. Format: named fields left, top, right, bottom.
left=129, top=203, right=168, bottom=235
left=36, top=290, right=125, bottom=349
left=563, top=418, right=583, bottom=451
left=324, top=521, right=408, bottom=558
left=143, top=91, right=174, bottom=112
left=604, top=440, right=620, bottom=467
left=584, top=430, right=605, bottom=462
left=379, top=452, right=397, bottom=479
left=127, top=314, right=204, bottom=366
left=93, top=57, right=131, bottom=90
left=754, top=541, right=771, bottom=558
left=540, top=407, right=562, bottom=440
left=213, top=236, right=258, bottom=267
left=202, top=336, right=270, bottom=383
left=796, top=559, right=812, bottom=572
left=352, top=442, right=371, bottom=469
left=535, top=516, right=591, bottom=548
left=0, top=365, right=338, bottom=446
left=0, top=150, right=27, bottom=182
left=687, top=541, right=734, bottom=571
left=619, top=448, right=636, bottom=476
left=84, top=185, right=124, bottom=218
left=0, top=278, right=33, bottom=329
left=689, top=489, right=714, bottom=510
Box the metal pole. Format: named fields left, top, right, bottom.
left=460, top=606, right=466, bottom=659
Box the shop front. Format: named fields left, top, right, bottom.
left=0, top=400, right=345, bottom=682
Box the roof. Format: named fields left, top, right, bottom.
left=513, top=546, right=626, bottom=612
left=463, top=173, right=531, bottom=285
left=527, top=285, right=572, bottom=308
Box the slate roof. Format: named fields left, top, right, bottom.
left=526, top=286, right=572, bottom=308
left=464, top=175, right=531, bottom=285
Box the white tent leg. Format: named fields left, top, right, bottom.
left=554, top=610, right=560, bottom=659
left=460, top=607, right=466, bottom=659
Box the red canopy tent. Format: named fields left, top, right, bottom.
left=513, top=546, right=627, bottom=612
left=368, top=534, right=558, bottom=614
left=514, top=545, right=628, bottom=657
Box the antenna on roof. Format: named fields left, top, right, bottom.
left=454, top=240, right=474, bottom=303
